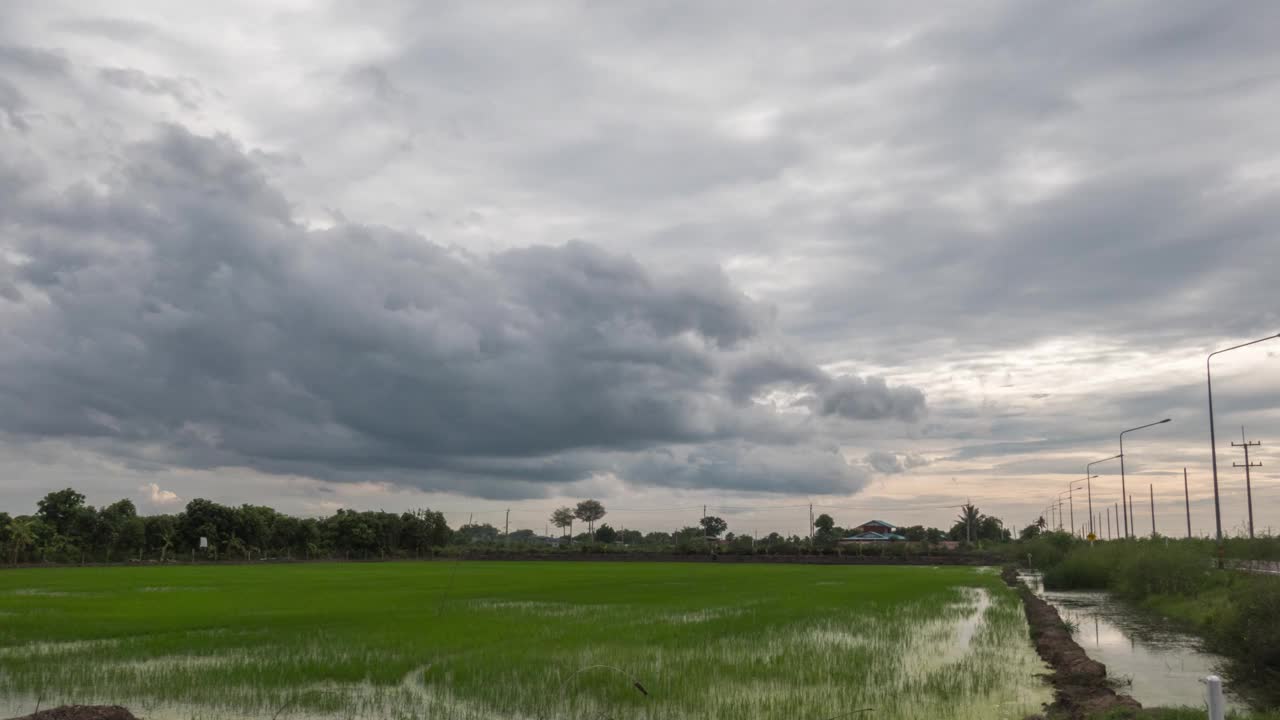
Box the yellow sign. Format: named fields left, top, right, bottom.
left=1087, top=533, right=1097, bottom=541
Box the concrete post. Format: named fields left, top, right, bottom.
left=1205, top=675, right=1225, bottom=720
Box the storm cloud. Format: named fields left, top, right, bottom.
left=0, top=125, right=915, bottom=498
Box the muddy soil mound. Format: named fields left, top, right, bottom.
left=1002, top=566, right=1141, bottom=719
left=6, top=706, right=138, bottom=720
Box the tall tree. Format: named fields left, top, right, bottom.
left=456, top=523, right=500, bottom=544
left=36, top=488, right=87, bottom=537
left=99, top=499, right=138, bottom=561
left=898, top=525, right=927, bottom=542
left=573, top=499, right=606, bottom=534
left=144, top=515, right=177, bottom=562
left=978, top=515, right=1009, bottom=542
left=699, top=515, right=728, bottom=538
left=813, top=514, right=835, bottom=534
left=550, top=507, right=575, bottom=537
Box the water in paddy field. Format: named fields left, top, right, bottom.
left=1018, top=572, right=1249, bottom=712
left=0, top=567, right=1055, bottom=720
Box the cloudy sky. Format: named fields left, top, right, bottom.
left=2, top=1, right=1278, bottom=537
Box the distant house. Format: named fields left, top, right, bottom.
left=839, top=519, right=907, bottom=543
left=852, top=520, right=898, bottom=534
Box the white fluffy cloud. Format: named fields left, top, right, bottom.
left=140, top=482, right=181, bottom=507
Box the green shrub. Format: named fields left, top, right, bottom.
left=1222, top=535, right=1280, bottom=561
left=1212, top=575, right=1280, bottom=686
left=1112, top=542, right=1214, bottom=600
left=1042, top=546, right=1115, bottom=589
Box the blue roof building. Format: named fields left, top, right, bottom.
left=840, top=520, right=907, bottom=542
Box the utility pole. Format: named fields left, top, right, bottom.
left=1068, top=485, right=1075, bottom=537
left=1057, top=495, right=1064, bottom=531
left=808, top=504, right=813, bottom=542
left=1106, top=506, right=1112, bottom=540
left=1207, top=335, right=1280, bottom=566
left=504, top=509, right=510, bottom=541
left=1183, top=468, right=1192, bottom=539
left=1131, top=489, right=1141, bottom=535
left=1232, top=426, right=1261, bottom=539
left=1149, top=485, right=1156, bottom=538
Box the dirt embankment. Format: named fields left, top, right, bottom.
left=1002, top=566, right=1141, bottom=719
left=6, top=706, right=137, bottom=720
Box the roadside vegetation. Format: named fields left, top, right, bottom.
left=1014, top=530, right=1280, bottom=709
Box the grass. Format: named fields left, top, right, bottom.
left=0, top=562, right=1049, bottom=720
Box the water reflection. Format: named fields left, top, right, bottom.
left=1019, top=572, right=1244, bottom=711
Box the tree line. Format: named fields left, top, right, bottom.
left=0, top=489, right=1013, bottom=565
left=0, top=488, right=459, bottom=564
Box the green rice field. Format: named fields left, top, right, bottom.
left=0, top=562, right=1050, bottom=720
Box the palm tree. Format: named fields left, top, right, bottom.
left=1035, top=515, right=1047, bottom=530
left=9, top=518, right=35, bottom=565
left=957, top=503, right=982, bottom=543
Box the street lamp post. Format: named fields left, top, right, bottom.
left=1056, top=490, right=1071, bottom=532
left=1119, top=419, right=1172, bottom=538
left=1086, top=455, right=1122, bottom=537
left=1208, top=333, right=1280, bottom=556
left=1068, top=479, right=1087, bottom=538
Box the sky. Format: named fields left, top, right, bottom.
left=1, top=1, right=1278, bottom=538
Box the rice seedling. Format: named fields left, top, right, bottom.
left=0, top=562, right=1050, bottom=719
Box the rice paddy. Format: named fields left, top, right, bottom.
left=0, top=562, right=1050, bottom=720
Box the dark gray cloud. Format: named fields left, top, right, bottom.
left=625, top=442, right=866, bottom=495
left=0, top=45, right=69, bottom=76
left=0, top=78, right=26, bottom=131
left=0, top=124, right=916, bottom=498
left=864, top=450, right=930, bottom=475
left=804, top=375, right=927, bottom=423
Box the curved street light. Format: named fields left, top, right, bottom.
left=1070, top=474, right=1100, bottom=535
left=1208, top=333, right=1280, bottom=556
left=1086, top=455, right=1122, bottom=537
left=1119, top=419, right=1171, bottom=538
left=1055, top=490, right=1073, bottom=532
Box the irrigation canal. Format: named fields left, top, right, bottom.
left=1018, top=571, right=1248, bottom=712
